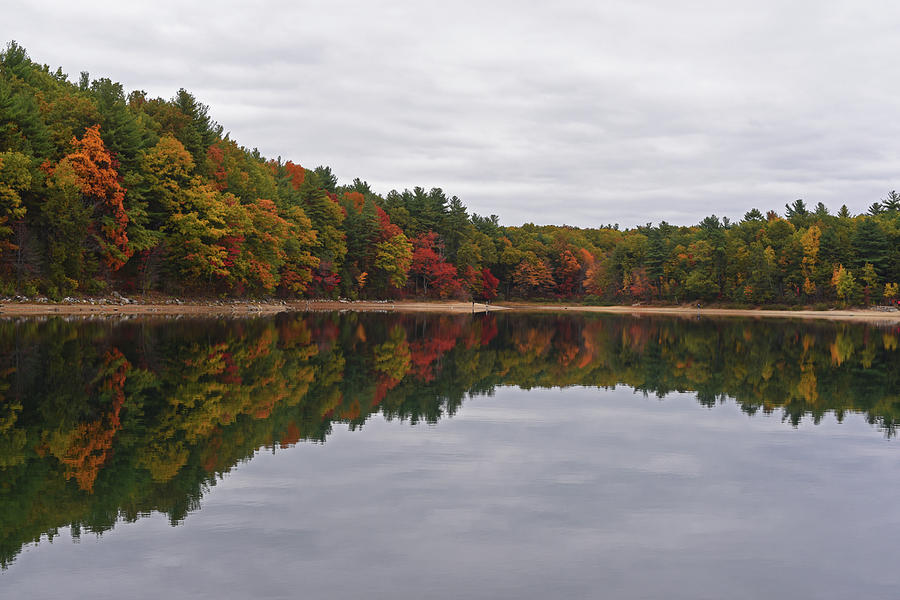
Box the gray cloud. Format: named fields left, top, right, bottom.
left=7, top=0, right=900, bottom=226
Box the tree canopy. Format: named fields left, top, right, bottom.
left=1, top=42, right=898, bottom=305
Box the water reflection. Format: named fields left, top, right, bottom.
left=0, top=312, right=898, bottom=568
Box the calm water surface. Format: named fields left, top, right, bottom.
left=1, top=312, right=898, bottom=599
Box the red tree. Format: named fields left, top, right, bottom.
left=481, top=268, right=499, bottom=300
left=555, top=250, right=582, bottom=296
left=64, top=124, right=132, bottom=270
left=282, top=161, right=306, bottom=190
left=410, top=232, right=461, bottom=298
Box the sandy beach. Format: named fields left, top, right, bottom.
left=500, top=303, right=900, bottom=323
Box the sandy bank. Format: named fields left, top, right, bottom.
left=499, top=303, right=900, bottom=323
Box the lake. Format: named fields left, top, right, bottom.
left=1, top=312, right=898, bottom=599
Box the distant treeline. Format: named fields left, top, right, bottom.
left=1, top=312, right=898, bottom=567
left=1, top=42, right=899, bottom=304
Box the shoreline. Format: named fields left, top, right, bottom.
left=0, top=299, right=898, bottom=323
left=499, top=303, right=900, bottom=323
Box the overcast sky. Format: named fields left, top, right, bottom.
left=6, top=0, right=900, bottom=227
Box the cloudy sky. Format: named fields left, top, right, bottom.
left=6, top=0, right=900, bottom=226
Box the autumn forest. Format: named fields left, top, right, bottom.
left=2, top=42, right=900, bottom=305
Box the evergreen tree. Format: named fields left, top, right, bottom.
left=172, top=89, right=221, bottom=165
left=882, top=191, right=900, bottom=212
left=852, top=218, right=890, bottom=277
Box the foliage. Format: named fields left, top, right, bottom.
left=831, top=264, right=857, bottom=304
left=1, top=42, right=900, bottom=305
left=375, top=232, right=413, bottom=290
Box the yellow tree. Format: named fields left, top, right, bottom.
left=884, top=282, right=898, bottom=302
left=164, top=184, right=230, bottom=285
left=831, top=264, right=856, bottom=305
left=799, top=225, right=820, bottom=297
left=860, top=262, right=881, bottom=304
left=0, top=151, right=30, bottom=254
left=374, top=232, right=413, bottom=289
left=140, top=134, right=194, bottom=221
left=278, top=205, right=319, bottom=296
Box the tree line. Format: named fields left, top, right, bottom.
left=2, top=42, right=899, bottom=305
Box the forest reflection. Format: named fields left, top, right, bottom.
left=1, top=312, right=898, bottom=567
